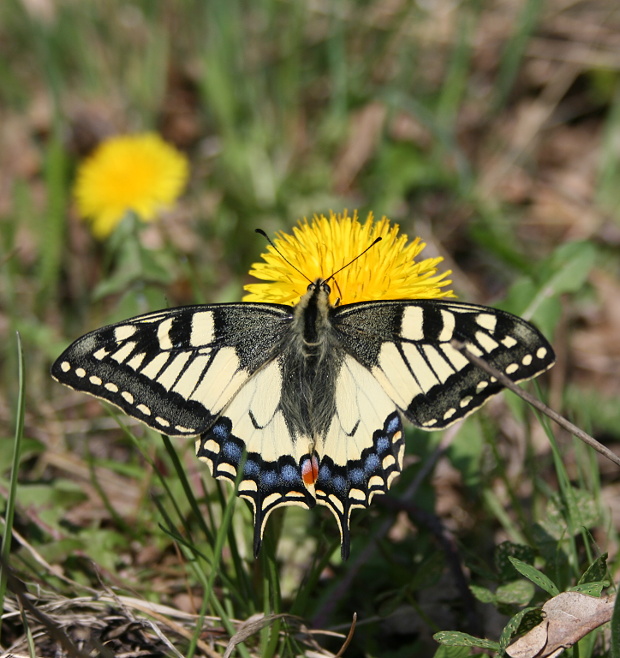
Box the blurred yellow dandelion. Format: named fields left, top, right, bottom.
left=243, top=210, right=455, bottom=305
left=73, top=133, right=189, bottom=239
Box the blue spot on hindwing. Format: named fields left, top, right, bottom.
left=281, top=463, right=298, bottom=483
left=211, top=420, right=231, bottom=439
left=349, top=468, right=364, bottom=484
left=222, top=441, right=242, bottom=461
left=243, top=458, right=260, bottom=477
left=375, top=435, right=390, bottom=455
left=385, top=413, right=401, bottom=435
left=261, top=470, right=277, bottom=487
left=364, top=453, right=380, bottom=473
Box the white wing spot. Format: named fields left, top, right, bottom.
left=465, top=342, right=484, bottom=357
left=439, top=310, right=455, bottom=341
left=105, top=382, right=119, bottom=393
left=94, top=347, right=110, bottom=360
left=136, top=404, right=151, bottom=416
left=157, top=352, right=192, bottom=391
left=239, top=479, right=258, bottom=493
left=156, top=417, right=170, bottom=427
left=89, top=376, right=102, bottom=386
left=522, top=354, right=533, bottom=366
left=476, top=380, right=488, bottom=392
left=349, top=488, right=366, bottom=503
left=174, top=425, right=195, bottom=434
left=476, top=313, right=497, bottom=332
left=157, top=318, right=174, bottom=350
left=264, top=492, right=283, bottom=509
left=190, top=311, right=215, bottom=347
left=460, top=395, right=473, bottom=408
left=440, top=344, right=469, bottom=370
left=536, top=347, right=548, bottom=359
left=422, top=418, right=438, bottom=427
left=422, top=345, right=455, bottom=382
left=443, top=408, right=457, bottom=421
left=329, top=494, right=345, bottom=514
left=475, top=331, right=499, bottom=353
left=141, top=352, right=170, bottom=379
left=111, top=341, right=136, bottom=364
left=75, top=368, right=86, bottom=378
left=60, top=361, right=70, bottom=372
left=217, top=462, right=237, bottom=477
left=203, top=438, right=219, bottom=454
left=114, top=325, right=137, bottom=341
left=127, top=352, right=146, bottom=370
left=401, top=306, right=425, bottom=341
left=505, top=363, right=519, bottom=375
left=368, top=475, right=384, bottom=491
left=121, top=391, right=134, bottom=404
left=501, top=336, right=518, bottom=348
left=382, top=455, right=396, bottom=470
left=387, top=471, right=399, bottom=487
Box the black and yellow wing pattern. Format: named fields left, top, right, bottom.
left=52, top=281, right=554, bottom=558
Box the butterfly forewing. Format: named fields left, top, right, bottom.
left=52, top=303, right=291, bottom=436
left=332, top=299, right=555, bottom=429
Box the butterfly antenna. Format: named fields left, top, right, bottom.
left=255, top=228, right=313, bottom=284
left=324, top=237, right=382, bottom=285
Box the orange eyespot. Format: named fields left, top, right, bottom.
left=301, top=454, right=319, bottom=486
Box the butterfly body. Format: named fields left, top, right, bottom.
left=53, top=281, right=554, bottom=558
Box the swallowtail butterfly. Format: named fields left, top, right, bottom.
left=52, top=280, right=554, bottom=558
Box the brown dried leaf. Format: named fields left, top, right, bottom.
left=506, top=592, right=615, bottom=658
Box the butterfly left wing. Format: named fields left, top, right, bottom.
left=52, top=303, right=292, bottom=437
left=332, top=298, right=555, bottom=430
left=53, top=302, right=322, bottom=556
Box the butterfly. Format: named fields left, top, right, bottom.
left=52, top=277, right=555, bottom=558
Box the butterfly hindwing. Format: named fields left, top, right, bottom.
left=195, top=356, right=318, bottom=556
left=333, top=299, right=555, bottom=429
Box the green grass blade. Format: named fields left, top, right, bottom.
left=0, top=333, right=26, bottom=635
left=611, top=587, right=620, bottom=658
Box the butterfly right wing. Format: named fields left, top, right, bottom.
left=52, top=303, right=291, bottom=437
left=332, top=299, right=555, bottom=430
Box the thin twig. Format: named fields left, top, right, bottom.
left=451, top=339, right=620, bottom=469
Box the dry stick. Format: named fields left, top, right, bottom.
left=451, top=339, right=620, bottom=469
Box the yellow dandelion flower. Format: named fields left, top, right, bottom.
left=243, top=210, right=455, bottom=305
left=73, top=133, right=189, bottom=239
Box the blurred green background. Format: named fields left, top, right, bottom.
left=1, top=0, right=619, bottom=656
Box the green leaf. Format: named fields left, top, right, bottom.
left=495, top=542, right=536, bottom=582
left=496, top=579, right=536, bottom=606
left=0, top=437, right=44, bottom=475
left=499, top=240, right=597, bottom=336
left=432, top=645, right=471, bottom=658
left=508, top=557, right=559, bottom=596
left=536, top=240, right=597, bottom=295
left=433, top=631, right=499, bottom=651
left=498, top=607, right=543, bottom=649
left=569, top=581, right=609, bottom=597
left=470, top=584, right=496, bottom=604
left=539, top=489, right=600, bottom=540
left=579, top=553, right=608, bottom=585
